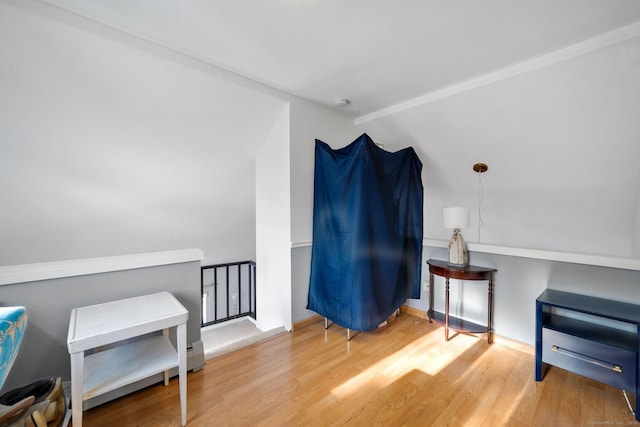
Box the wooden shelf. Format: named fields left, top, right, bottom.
left=429, top=311, right=490, bottom=335
left=542, top=312, right=636, bottom=352
left=83, top=335, right=178, bottom=400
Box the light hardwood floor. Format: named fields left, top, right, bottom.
left=79, top=313, right=637, bottom=426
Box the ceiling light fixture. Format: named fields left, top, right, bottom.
left=473, top=163, right=488, bottom=242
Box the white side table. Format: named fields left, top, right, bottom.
left=67, top=292, right=188, bottom=427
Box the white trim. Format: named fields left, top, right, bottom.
left=0, top=248, right=204, bottom=286
left=291, top=241, right=312, bottom=249
left=291, top=239, right=640, bottom=271
left=423, top=239, right=640, bottom=271
left=355, top=21, right=640, bottom=125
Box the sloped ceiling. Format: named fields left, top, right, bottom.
left=37, top=0, right=640, bottom=117
left=0, top=2, right=289, bottom=264
left=3, top=0, right=640, bottom=260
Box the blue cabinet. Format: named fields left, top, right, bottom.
left=535, top=289, right=640, bottom=421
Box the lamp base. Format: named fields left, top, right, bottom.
left=448, top=230, right=468, bottom=267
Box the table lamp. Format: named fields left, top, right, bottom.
left=442, top=207, right=470, bottom=267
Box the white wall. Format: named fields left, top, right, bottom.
left=634, top=191, right=640, bottom=257
left=6, top=0, right=640, bottom=349
left=256, top=105, right=292, bottom=331
left=358, top=35, right=640, bottom=258
left=0, top=2, right=286, bottom=266
left=0, top=1, right=359, bottom=338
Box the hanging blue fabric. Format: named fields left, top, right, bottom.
left=307, top=133, right=423, bottom=331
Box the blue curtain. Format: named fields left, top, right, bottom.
left=307, top=133, right=423, bottom=331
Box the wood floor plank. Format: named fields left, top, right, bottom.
left=77, top=313, right=637, bottom=426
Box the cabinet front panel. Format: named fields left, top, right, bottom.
left=542, top=328, right=636, bottom=391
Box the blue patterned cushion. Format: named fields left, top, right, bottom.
left=0, top=307, right=28, bottom=390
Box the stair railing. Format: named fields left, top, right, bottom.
left=201, top=261, right=256, bottom=327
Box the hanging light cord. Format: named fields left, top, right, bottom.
left=477, top=171, right=485, bottom=242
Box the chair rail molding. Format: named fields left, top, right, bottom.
left=0, top=248, right=205, bottom=286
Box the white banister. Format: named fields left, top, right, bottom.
left=0, top=248, right=204, bottom=286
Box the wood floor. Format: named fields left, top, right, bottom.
left=79, top=313, right=637, bottom=426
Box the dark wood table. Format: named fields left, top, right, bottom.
left=427, top=259, right=497, bottom=343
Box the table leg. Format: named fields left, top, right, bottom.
left=163, top=328, right=170, bottom=386
left=177, top=323, right=187, bottom=426
left=488, top=274, right=494, bottom=344
left=428, top=272, right=434, bottom=322
left=445, top=277, right=450, bottom=341
left=70, top=351, right=84, bottom=427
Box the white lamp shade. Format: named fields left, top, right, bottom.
left=442, top=207, right=470, bottom=229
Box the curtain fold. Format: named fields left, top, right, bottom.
left=307, top=133, right=423, bottom=331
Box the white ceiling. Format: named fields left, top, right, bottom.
left=39, top=0, right=640, bottom=117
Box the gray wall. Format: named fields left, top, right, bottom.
left=291, top=245, right=314, bottom=324
left=0, top=260, right=202, bottom=393
left=292, top=245, right=640, bottom=345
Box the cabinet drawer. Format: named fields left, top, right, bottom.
left=542, top=328, right=636, bottom=391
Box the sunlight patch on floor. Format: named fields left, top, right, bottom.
left=459, top=343, right=532, bottom=426
left=331, top=327, right=478, bottom=399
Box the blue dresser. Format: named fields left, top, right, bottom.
left=535, top=289, right=640, bottom=421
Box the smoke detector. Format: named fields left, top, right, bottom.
left=335, top=98, right=350, bottom=107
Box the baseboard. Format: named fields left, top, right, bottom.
left=292, top=315, right=323, bottom=331
left=400, top=304, right=534, bottom=355
left=293, top=309, right=410, bottom=331
left=491, top=335, right=534, bottom=355
left=189, top=340, right=205, bottom=371
left=401, top=304, right=428, bottom=319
